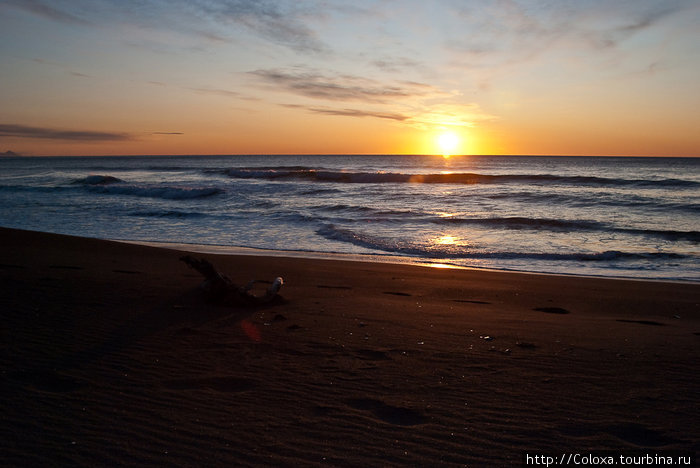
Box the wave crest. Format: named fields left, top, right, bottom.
left=222, top=167, right=699, bottom=188
left=316, top=224, right=689, bottom=261
left=86, top=185, right=223, bottom=200
left=72, top=175, right=124, bottom=185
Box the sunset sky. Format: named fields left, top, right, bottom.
left=1, top=0, right=698, bottom=156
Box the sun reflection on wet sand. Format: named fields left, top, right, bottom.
left=425, top=263, right=462, bottom=269
left=436, top=235, right=457, bottom=245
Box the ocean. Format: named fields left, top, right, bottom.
left=0, top=154, right=698, bottom=281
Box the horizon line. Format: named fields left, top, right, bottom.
left=3, top=152, right=699, bottom=158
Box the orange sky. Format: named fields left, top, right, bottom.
left=1, top=1, right=699, bottom=156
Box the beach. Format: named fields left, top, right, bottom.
left=2, top=155, right=697, bottom=282
left=1, top=226, right=698, bottom=466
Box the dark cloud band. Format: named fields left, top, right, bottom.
left=0, top=124, right=132, bottom=141
left=249, top=68, right=441, bottom=103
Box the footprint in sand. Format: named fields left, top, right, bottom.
left=558, top=422, right=680, bottom=447
left=162, top=377, right=256, bottom=393
left=345, top=398, right=426, bottom=426
left=355, top=349, right=391, bottom=361
left=49, top=265, right=84, bottom=270
left=317, top=285, right=352, bottom=290
left=452, top=299, right=490, bottom=304
left=383, top=291, right=411, bottom=297
left=10, top=370, right=83, bottom=393
left=533, top=307, right=570, bottom=314
left=616, top=319, right=666, bottom=326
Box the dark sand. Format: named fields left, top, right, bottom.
left=1, top=227, right=698, bottom=466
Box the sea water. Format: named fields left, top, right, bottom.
left=0, top=155, right=698, bottom=281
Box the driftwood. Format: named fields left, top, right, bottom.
left=180, top=255, right=283, bottom=306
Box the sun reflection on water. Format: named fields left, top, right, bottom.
left=436, top=235, right=457, bottom=245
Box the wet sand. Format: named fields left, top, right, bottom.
left=1, top=227, right=698, bottom=466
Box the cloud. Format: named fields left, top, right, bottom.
left=151, top=132, right=183, bottom=135
left=4, top=0, right=90, bottom=25
left=448, top=0, right=694, bottom=70
left=249, top=68, right=445, bottom=103
left=5, top=0, right=326, bottom=54
left=371, top=57, right=424, bottom=73
left=280, top=99, right=495, bottom=129
left=190, top=87, right=242, bottom=98
left=198, top=0, right=326, bottom=53
left=282, top=104, right=408, bottom=121
left=0, top=124, right=132, bottom=141
left=309, top=108, right=408, bottom=121
left=408, top=103, right=498, bottom=130
left=189, top=86, right=261, bottom=102
left=254, top=64, right=495, bottom=128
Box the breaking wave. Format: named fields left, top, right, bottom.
left=72, top=175, right=124, bottom=185
left=316, top=224, right=688, bottom=261
left=129, top=210, right=206, bottom=218
left=432, top=216, right=700, bottom=241
left=86, top=185, right=224, bottom=200
left=222, top=167, right=700, bottom=188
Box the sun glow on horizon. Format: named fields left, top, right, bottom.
left=437, top=132, right=460, bottom=156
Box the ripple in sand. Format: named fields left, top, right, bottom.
left=162, top=376, right=256, bottom=393
left=345, top=398, right=426, bottom=426
left=534, top=307, right=570, bottom=314
left=10, top=370, right=83, bottom=393
left=558, top=422, right=680, bottom=447
left=616, top=319, right=666, bottom=326
left=355, top=349, right=390, bottom=361
left=49, top=265, right=84, bottom=270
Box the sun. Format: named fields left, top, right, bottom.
left=437, top=132, right=459, bottom=156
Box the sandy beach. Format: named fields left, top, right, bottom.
left=1, top=227, right=698, bottom=466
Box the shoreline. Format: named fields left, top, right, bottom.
left=113, top=237, right=700, bottom=285
left=0, top=223, right=694, bottom=284
left=2, top=154, right=697, bottom=284
left=2, top=226, right=698, bottom=466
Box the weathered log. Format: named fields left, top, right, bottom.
left=180, top=255, right=283, bottom=306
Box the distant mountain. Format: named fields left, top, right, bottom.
left=1, top=150, right=21, bottom=157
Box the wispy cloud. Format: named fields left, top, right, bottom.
left=408, top=103, right=497, bottom=130
left=0, top=124, right=132, bottom=141
left=448, top=0, right=695, bottom=70
left=195, top=1, right=326, bottom=53
left=371, top=57, right=424, bottom=73
left=4, top=0, right=326, bottom=54
left=280, top=99, right=495, bottom=129
left=30, top=57, right=91, bottom=79
left=249, top=68, right=445, bottom=103
left=4, top=0, right=90, bottom=25
left=189, top=87, right=242, bottom=98
left=249, top=62, right=497, bottom=128
left=282, top=104, right=408, bottom=121
left=151, top=132, right=183, bottom=135
left=189, top=86, right=261, bottom=103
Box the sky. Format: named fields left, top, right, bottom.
left=0, top=0, right=698, bottom=156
